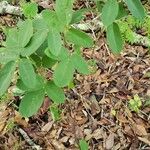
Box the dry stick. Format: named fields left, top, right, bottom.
left=0, top=1, right=22, bottom=15
left=18, top=127, right=42, bottom=150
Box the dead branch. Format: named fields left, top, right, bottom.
left=0, top=1, right=22, bottom=15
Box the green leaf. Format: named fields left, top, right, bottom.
left=96, top=1, right=105, bottom=12
left=101, top=0, right=119, bottom=27
left=70, top=8, right=88, bottom=24
left=55, top=0, right=74, bottom=26
left=129, top=94, right=142, bottom=113
left=48, top=30, right=62, bottom=56
left=18, top=19, right=33, bottom=47
left=5, top=28, right=21, bottom=52
left=0, top=48, right=18, bottom=64
left=145, top=99, right=150, bottom=107
left=17, top=75, right=45, bottom=92
left=42, top=55, right=56, bottom=68
left=116, top=2, right=128, bottom=19
left=124, top=0, right=146, bottom=20
left=19, top=90, right=45, bottom=117
left=33, top=18, right=48, bottom=30
left=30, top=54, right=42, bottom=67
left=53, top=58, right=74, bottom=87
left=72, top=54, right=90, bottom=75
left=0, top=61, right=16, bottom=96
left=45, top=47, right=69, bottom=61
left=22, top=2, right=38, bottom=18
left=18, top=58, right=37, bottom=89
left=50, top=104, right=61, bottom=121
left=79, top=139, right=89, bottom=150
left=36, top=40, right=48, bottom=57
left=106, top=23, right=123, bottom=54
left=46, top=81, right=65, bottom=104
left=42, top=10, right=63, bottom=31
left=65, top=28, right=93, bottom=47
left=21, top=30, right=48, bottom=56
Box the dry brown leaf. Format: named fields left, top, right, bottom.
left=41, top=121, right=53, bottom=132
left=133, top=124, right=147, bottom=136
left=138, top=137, right=150, bottom=146
left=86, top=128, right=104, bottom=140
left=52, top=140, right=65, bottom=150
left=105, top=133, right=115, bottom=150
left=116, top=113, right=128, bottom=123
left=14, top=111, right=28, bottom=127
left=0, top=103, right=9, bottom=133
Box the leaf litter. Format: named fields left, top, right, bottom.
left=0, top=0, right=150, bottom=150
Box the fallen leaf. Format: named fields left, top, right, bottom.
left=133, top=124, right=147, bottom=136
left=41, top=121, right=53, bottom=132
left=14, top=111, right=28, bottom=127
left=138, top=137, right=150, bottom=146
left=105, top=133, right=115, bottom=150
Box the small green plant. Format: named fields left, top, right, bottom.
left=79, top=139, right=89, bottom=150
left=0, top=0, right=147, bottom=117
left=50, top=104, right=61, bottom=121
left=96, top=0, right=146, bottom=54
left=129, top=94, right=142, bottom=113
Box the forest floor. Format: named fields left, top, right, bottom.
left=0, top=0, right=150, bottom=150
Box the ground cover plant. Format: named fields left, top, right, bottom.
left=0, top=0, right=150, bottom=149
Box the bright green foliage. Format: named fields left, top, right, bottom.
left=5, top=19, right=33, bottom=51
left=79, top=139, right=89, bottom=150
left=124, top=0, right=146, bottom=20
left=48, top=30, right=62, bottom=56
left=129, top=94, right=142, bottom=113
left=70, top=8, right=89, bottom=24
left=42, top=10, right=62, bottom=31
left=19, top=90, right=45, bottom=117
left=18, top=59, right=37, bottom=89
left=22, top=2, right=38, bottom=18
left=53, top=58, right=75, bottom=87
left=21, top=30, right=48, bottom=56
left=106, top=23, right=123, bottom=54
left=50, top=104, right=61, bottom=121
left=45, top=47, right=69, bottom=61
left=17, top=75, right=45, bottom=92
left=6, top=28, right=21, bottom=51
left=0, top=48, right=18, bottom=64
left=42, top=55, right=56, bottom=68
left=0, top=61, right=16, bottom=96
left=46, top=81, right=65, bottom=104
left=101, top=0, right=119, bottom=27
left=144, top=99, right=150, bottom=107
left=72, top=53, right=90, bottom=75
left=117, top=2, right=128, bottom=19
left=65, top=28, right=93, bottom=47
left=55, top=0, right=74, bottom=27
left=18, top=19, right=33, bottom=47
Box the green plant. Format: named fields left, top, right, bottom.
left=0, top=1, right=93, bottom=117
left=129, top=94, right=142, bottom=113
left=96, top=0, right=146, bottom=54
left=50, top=104, right=61, bottom=121
left=0, top=0, right=147, bottom=117
left=79, top=139, right=89, bottom=150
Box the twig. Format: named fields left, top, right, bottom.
left=0, top=1, right=22, bottom=15
left=18, top=127, right=42, bottom=150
